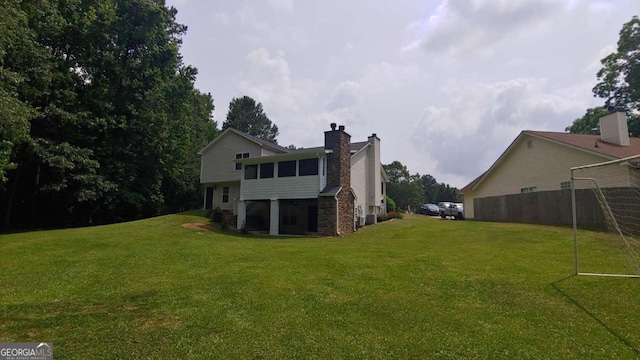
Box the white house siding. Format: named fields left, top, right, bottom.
left=200, top=132, right=264, bottom=184
left=241, top=175, right=323, bottom=200
left=350, top=150, right=367, bottom=217
left=464, top=134, right=627, bottom=219
left=367, top=136, right=383, bottom=213
left=262, top=148, right=278, bottom=156
left=208, top=181, right=241, bottom=212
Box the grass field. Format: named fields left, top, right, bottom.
left=1, top=212, right=639, bottom=359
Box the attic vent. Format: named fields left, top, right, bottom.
left=526, top=140, right=533, bottom=149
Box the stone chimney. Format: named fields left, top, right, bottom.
left=325, top=124, right=351, bottom=188
left=319, top=124, right=354, bottom=236
left=599, top=111, right=630, bottom=146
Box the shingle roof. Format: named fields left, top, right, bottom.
left=198, top=128, right=291, bottom=155
left=235, top=129, right=291, bottom=153
left=461, top=130, right=640, bottom=193
left=288, top=140, right=369, bottom=155
left=527, top=131, right=640, bottom=160
left=319, top=185, right=342, bottom=196
left=350, top=141, right=369, bottom=152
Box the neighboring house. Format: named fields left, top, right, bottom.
left=199, top=124, right=388, bottom=236
left=461, top=111, right=640, bottom=220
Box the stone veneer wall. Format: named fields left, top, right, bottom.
left=318, top=125, right=354, bottom=236
left=318, top=196, right=337, bottom=236
left=337, top=189, right=355, bottom=235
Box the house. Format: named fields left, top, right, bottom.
left=198, top=124, right=388, bottom=236
left=461, top=111, right=640, bottom=221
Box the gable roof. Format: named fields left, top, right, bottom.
left=527, top=131, right=640, bottom=159
left=461, top=130, right=640, bottom=193
left=198, top=128, right=291, bottom=155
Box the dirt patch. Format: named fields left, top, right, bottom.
left=181, top=223, right=215, bottom=232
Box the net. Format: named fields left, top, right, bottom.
left=571, top=154, right=640, bottom=277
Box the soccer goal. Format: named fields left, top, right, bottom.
left=571, top=154, right=640, bottom=278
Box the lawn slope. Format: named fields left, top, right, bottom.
left=1, top=212, right=638, bottom=359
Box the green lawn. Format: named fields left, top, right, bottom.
left=1, top=212, right=638, bottom=359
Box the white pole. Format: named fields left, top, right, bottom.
left=571, top=169, right=579, bottom=276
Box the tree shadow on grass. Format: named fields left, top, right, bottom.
left=551, top=275, right=639, bottom=356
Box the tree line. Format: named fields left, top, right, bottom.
left=383, top=161, right=460, bottom=212
left=0, top=0, right=219, bottom=229
left=2, top=6, right=636, bottom=229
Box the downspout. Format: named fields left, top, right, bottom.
left=335, top=192, right=340, bottom=236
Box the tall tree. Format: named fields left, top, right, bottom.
left=384, top=161, right=412, bottom=183
left=1, top=0, right=216, bottom=228
left=223, top=96, right=279, bottom=143
left=421, top=174, right=439, bottom=203
left=565, top=106, right=609, bottom=134
left=593, top=16, right=640, bottom=113
left=589, top=16, right=640, bottom=136
left=383, top=161, right=423, bottom=211
left=0, top=0, right=34, bottom=182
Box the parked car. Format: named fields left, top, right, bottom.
left=437, top=202, right=465, bottom=220
left=419, top=203, right=440, bottom=216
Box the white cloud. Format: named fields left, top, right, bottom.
left=267, top=0, right=294, bottom=12
left=235, top=48, right=321, bottom=145
left=405, top=0, right=561, bottom=57
left=167, top=0, right=637, bottom=186
left=408, top=77, right=592, bottom=182
left=326, top=81, right=361, bottom=111
left=213, top=12, right=230, bottom=26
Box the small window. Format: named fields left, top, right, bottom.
left=381, top=182, right=384, bottom=195
left=222, top=187, right=229, bottom=203
left=526, top=140, right=533, bottom=149
left=235, top=152, right=249, bottom=170
left=245, top=164, right=258, bottom=179
left=520, top=186, right=537, bottom=193
left=560, top=181, right=571, bottom=190
left=278, top=160, right=296, bottom=177
left=299, top=158, right=319, bottom=176
left=260, top=163, right=274, bottom=178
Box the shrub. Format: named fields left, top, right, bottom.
left=211, top=206, right=224, bottom=223
left=386, top=196, right=396, bottom=212
left=377, top=211, right=403, bottom=223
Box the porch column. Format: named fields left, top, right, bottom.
left=237, top=200, right=246, bottom=230
left=270, top=199, right=279, bottom=235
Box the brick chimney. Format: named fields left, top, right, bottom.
left=599, top=111, right=630, bottom=146
left=318, top=123, right=354, bottom=236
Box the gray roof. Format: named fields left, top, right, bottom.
left=319, top=185, right=342, bottom=196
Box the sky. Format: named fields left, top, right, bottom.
left=165, top=0, right=638, bottom=188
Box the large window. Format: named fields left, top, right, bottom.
left=260, top=163, right=274, bottom=178
left=278, top=160, right=296, bottom=177
left=222, top=187, right=229, bottom=203
left=245, top=164, right=258, bottom=179
left=299, top=158, right=319, bottom=176
left=235, top=152, right=249, bottom=170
